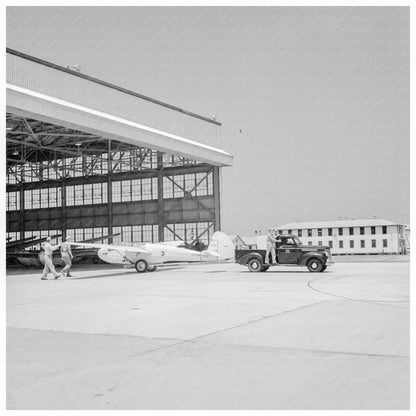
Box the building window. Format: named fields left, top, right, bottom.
left=278, top=230, right=282, bottom=235
left=75, top=185, right=84, bottom=205
left=349, top=227, right=354, bottom=236
left=165, top=222, right=212, bottom=246
left=7, top=191, right=20, bottom=211
left=308, top=241, right=312, bottom=245
left=112, top=224, right=159, bottom=243
left=7, top=192, right=16, bottom=211
left=350, top=240, right=354, bottom=248
left=328, top=228, right=332, bottom=236
left=383, top=239, right=388, bottom=248
left=360, top=227, right=365, bottom=235
left=112, top=178, right=157, bottom=202
left=163, top=173, right=212, bottom=199
left=382, top=226, right=387, bottom=234
left=318, top=229, right=322, bottom=237
left=288, top=229, right=292, bottom=234
left=7, top=232, right=19, bottom=242
left=371, top=226, right=376, bottom=235
left=360, top=240, right=365, bottom=248
left=32, top=189, right=40, bottom=209
left=92, top=183, right=107, bottom=204
left=40, top=188, right=49, bottom=208
left=338, top=228, right=343, bottom=236
left=22, top=187, right=62, bottom=209
left=372, top=239, right=376, bottom=248
left=328, top=241, right=333, bottom=249
left=297, top=230, right=302, bottom=237
left=318, top=241, right=322, bottom=246
left=308, top=229, right=312, bottom=237
left=339, top=240, right=343, bottom=249
left=83, top=184, right=93, bottom=205
left=195, top=172, right=210, bottom=196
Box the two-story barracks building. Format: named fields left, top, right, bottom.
left=273, top=219, right=408, bottom=255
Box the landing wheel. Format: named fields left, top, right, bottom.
left=135, top=259, right=148, bottom=273
left=247, top=258, right=262, bottom=272
left=261, top=265, right=270, bottom=272
left=307, top=258, right=323, bottom=272
left=147, top=265, right=157, bottom=272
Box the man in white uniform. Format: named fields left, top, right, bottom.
left=265, top=230, right=278, bottom=265
left=41, top=237, right=61, bottom=280
left=60, top=237, right=73, bottom=278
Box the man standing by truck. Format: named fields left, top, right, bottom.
left=265, top=230, right=278, bottom=264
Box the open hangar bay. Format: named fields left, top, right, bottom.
left=7, top=261, right=409, bottom=410
left=6, top=48, right=231, bottom=251
left=5, top=49, right=409, bottom=410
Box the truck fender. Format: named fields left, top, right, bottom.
left=237, top=252, right=264, bottom=265
left=299, top=252, right=326, bottom=266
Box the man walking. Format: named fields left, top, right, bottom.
left=265, top=229, right=278, bottom=265
left=41, top=237, right=61, bottom=280
left=60, top=237, right=74, bottom=278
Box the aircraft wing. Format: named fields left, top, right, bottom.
left=70, top=241, right=150, bottom=254
left=81, top=233, right=121, bottom=243
left=7, top=234, right=62, bottom=250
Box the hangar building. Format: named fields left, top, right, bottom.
left=6, top=49, right=233, bottom=253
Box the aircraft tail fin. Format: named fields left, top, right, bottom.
left=207, top=232, right=235, bottom=262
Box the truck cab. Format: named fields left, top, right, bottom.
left=235, top=234, right=333, bottom=272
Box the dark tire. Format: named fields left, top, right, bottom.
left=135, top=259, right=148, bottom=273
left=307, top=258, right=323, bottom=272
left=261, top=265, right=270, bottom=272
left=92, top=257, right=99, bottom=264
left=147, top=265, right=157, bottom=272
left=321, top=265, right=327, bottom=272
left=247, top=258, right=263, bottom=272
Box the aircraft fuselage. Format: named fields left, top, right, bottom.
left=97, top=243, right=219, bottom=266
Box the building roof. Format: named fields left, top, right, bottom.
left=241, top=236, right=258, bottom=245
left=274, top=219, right=401, bottom=230
left=6, top=48, right=233, bottom=166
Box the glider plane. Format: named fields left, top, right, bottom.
left=71, top=231, right=235, bottom=272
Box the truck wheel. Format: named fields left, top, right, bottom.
left=261, top=265, right=270, bottom=272
left=135, top=259, right=148, bottom=273
left=247, top=258, right=262, bottom=272
left=307, top=258, right=323, bottom=272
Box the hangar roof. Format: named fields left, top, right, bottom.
left=6, top=48, right=232, bottom=166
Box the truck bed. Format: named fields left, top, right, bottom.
left=235, top=249, right=267, bottom=264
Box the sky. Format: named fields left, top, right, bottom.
left=6, top=6, right=410, bottom=235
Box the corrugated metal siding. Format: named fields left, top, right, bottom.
left=7, top=53, right=228, bottom=163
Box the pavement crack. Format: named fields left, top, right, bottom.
left=307, top=277, right=410, bottom=310
left=128, top=300, right=330, bottom=358
left=191, top=340, right=409, bottom=359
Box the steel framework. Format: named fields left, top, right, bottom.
left=6, top=114, right=221, bottom=248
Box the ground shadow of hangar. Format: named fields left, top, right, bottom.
left=6, top=48, right=233, bottom=249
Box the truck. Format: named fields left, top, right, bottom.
left=235, top=234, right=333, bottom=272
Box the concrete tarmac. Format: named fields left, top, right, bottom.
left=6, top=261, right=410, bottom=410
